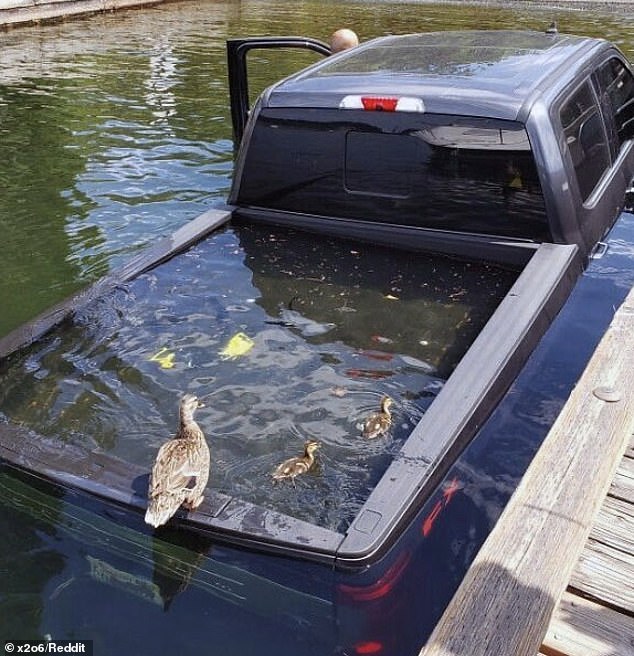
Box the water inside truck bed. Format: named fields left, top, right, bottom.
left=0, top=224, right=517, bottom=531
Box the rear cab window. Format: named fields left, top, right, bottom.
left=560, top=81, right=611, bottom=202
left=237, top=110, right=550, bottom=241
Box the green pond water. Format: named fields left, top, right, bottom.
left=1, top=2, right=633, bottom=654
left=1, top=0, right=633, bottom=338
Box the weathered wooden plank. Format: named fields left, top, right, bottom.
left=419, top=287, right=634, bottom=656
left=610, top=456, right=634, bottom=504
left=542, top=590, right=634, bottom=656
left=569, top=538, right=634, bottom=613
left=588, top=495, right=634, bottom=555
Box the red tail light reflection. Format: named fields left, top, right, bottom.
left=354, top=640, right=384, bottom=654
left=422, top=500, right=443, bottom=537
left=422, top=477, right=461, bottom=537
left=339, top=479, right=461, bottom=603
left=338, top=551, right=411, bottom=603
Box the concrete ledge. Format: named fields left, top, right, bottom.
left=4, top=0, right=634, bottom=29
left=0, top=0, right=165, bottom=27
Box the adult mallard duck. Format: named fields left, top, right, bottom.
left=145, top=394, right=210, bottom=528
left=362, top=396, right=393, bottom=439
left=272, top=440, right=321, bottom=486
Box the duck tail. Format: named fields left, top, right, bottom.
left=144, top=492, right=186, bottom=528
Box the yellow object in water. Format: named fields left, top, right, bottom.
left=508, top=174, right=523, bottom=189
left=220, top=332, right=254, bottom=359
left=149, top=347, right=176, bottom=369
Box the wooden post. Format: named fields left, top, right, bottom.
left=419, top=286, right=634, bottom=656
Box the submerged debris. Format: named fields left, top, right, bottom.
left=219, top=332, right=255, bottom=359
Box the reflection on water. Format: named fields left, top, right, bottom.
left=0, top=225, right=516, bottom=530
left=0, top=467, right=337, bottom=654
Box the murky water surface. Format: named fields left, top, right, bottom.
left=1, top=2, right=633, bottom=654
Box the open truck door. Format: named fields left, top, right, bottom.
left=226, top=36, right=331, bottom=145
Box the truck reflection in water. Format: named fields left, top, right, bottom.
left=0, top=462, right=461, bottom=656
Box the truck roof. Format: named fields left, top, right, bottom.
left=264, top=30, right=611, bottom=121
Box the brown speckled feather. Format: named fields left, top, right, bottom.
left=145, top=396, right=210, bottom=528
left=272, top=440, right=320, bottom=485
left=362, top=396, right=393, bottom=439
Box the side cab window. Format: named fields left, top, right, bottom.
left=560, top=81, right=611, bottom=202
left=595, top=57, right=634, bottom=157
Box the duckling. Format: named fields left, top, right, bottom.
left=145, top=394, right=210, bottom=528
left=272, top=440, right=321, bottom=486
left=362, top=396, right=393, bottom=439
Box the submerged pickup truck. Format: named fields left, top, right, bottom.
left=228, top=30, right=634, bottom=264
left=0, top=29, right=633, bottom=570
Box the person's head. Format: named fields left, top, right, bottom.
left=330, top=28, right=359, bottom=53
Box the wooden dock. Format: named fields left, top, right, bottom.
left=419, top=285, right=634, bottom=656
left=540, top=432, right=633, bottom=656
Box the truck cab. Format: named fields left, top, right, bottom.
left=229, top=30, right=634, bottom=262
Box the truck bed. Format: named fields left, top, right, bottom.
left=0, top=207, right=580, bottom=565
